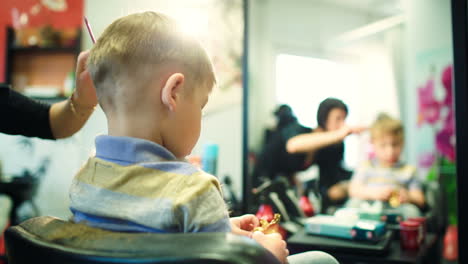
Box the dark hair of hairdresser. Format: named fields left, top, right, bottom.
left=316, top=98, right=348, bottom=130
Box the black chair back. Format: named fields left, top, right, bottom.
left=5, top=216, right=280, bottom=264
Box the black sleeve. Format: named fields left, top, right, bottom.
left=279, top=124, right=312, bottom=172
left=0, top=85, right=54, bottom=139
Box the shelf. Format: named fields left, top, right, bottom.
left=8, top=46, right=78, bottom=53
left=30, top=96, right=68, bottom=104
left=5, top=27, right=82, bottom=88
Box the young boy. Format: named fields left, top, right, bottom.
left=68, top=12, right=337, bottom=264
left=348, top=114, right=425, bottom=218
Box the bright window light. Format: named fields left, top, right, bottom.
left=275, top=54, right=360, bottom=168
left=276, top=54, right=359, bottom=128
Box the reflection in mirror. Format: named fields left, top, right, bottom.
left=246, top=0, right=456, bottom=254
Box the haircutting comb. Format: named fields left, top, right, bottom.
left=84, top=16, right=96, bottom=44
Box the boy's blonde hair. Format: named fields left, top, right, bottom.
left=370, top=113, right=404, bottom=142
left=87, top=11, right=216, bottom=111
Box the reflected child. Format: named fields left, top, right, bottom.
left=347, top=113, right=425, bottom=219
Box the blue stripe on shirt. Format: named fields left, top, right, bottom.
left=95, top=135, right=176, bottom=163
left=71, top=209, right=168, bottom=233
left=94, top=135, right=198, bottom=175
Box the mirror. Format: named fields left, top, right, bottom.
left=245, top=0, right=457, bottom=231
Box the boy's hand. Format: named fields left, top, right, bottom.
left=74, top=50, right=98, bottom=109
left=399, top=188, right=410, bottom=204
left=230, top=214, right=259, bottom=237
left=252, top=231, right=289, bottom=264
left=373, top=187, right=394, bottom=201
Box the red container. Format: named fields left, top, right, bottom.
left=299, top=195, right=315, bottom=217
left=400, top=220, right=421, bottom=250
left=443, top=225, right=458, bottom=261
left=407, top=217, right=426, bottom=243
left=256, top=204, right=274, bottom=222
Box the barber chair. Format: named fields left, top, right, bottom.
left=4, top=216, right=280, bottom=264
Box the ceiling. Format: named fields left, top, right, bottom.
left=311, top=0, right=403, bottom=17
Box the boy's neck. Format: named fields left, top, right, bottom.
left=107, top=116, right=163, bottom=146
left=375, top=159, right=399, bottom=168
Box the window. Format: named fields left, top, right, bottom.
left=276, top=54, right=362, bottom=168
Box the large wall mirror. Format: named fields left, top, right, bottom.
left=244, top=0, right=462, bottom=254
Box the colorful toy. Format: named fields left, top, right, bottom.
left=389, top=190, right=401, bottom=208
left=254, top=213, right=281, bottom=234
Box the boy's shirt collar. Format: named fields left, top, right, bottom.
left=95, top=135, right=177, bottom=164
left=370, top=159, right=404, bottom=169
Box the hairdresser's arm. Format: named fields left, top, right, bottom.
left=287, top=125, right=366, bottom=154
left=49, top=51, right=97, bottom=139
left=286, top=126, right=347, bottom=154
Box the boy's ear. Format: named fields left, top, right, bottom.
left=161, top=73, right=185, bottom=112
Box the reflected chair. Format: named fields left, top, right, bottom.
left=5, top=216, right=280, bottom=264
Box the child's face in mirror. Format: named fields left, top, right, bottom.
left=372, top=134, right=403, bottom=167
left=325, top=108, right=347, bottom=131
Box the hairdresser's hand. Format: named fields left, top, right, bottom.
left=338, top=125, right=354, bottom=138
left=350, top=125, right=368, bottom=134
left=74, top=50, right=97, bottom=109
left=230, top=214, right=260, bottom=237
left=252, top=231, right=289, bottom=264
left=337, top=125, right=367, bottom=140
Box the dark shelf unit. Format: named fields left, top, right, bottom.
left=4, top=27, right=81, bottom=89
left=8, top=46, right=79, bottom=53
left=30, top=96, right=68, bottom=104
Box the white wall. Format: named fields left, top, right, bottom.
left=402, top=0, right=453, bottom=166
left=193, top=105, right=243, bottom=198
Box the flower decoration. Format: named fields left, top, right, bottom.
left=442, top=65, right=453, bottom=107
left=436, top=124, right=456, bottom=162
left=417, top=79, right=441, bottom=126
left=418, top=152, right=436, bottom=169
left=418, top=64, right=456, bottom=164
left=418, top=64, right=457, bottom=226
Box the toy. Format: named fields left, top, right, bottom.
left=254, top=213, right=281, bottom=234
left=255, top=203, right=275, bottom=222
left=389, top=190, right=400, bottom=208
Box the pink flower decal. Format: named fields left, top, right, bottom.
left=436, top=127, right=456, bottom=162
left=437, top=108, right=456, bottom=161
left=418, top=79, right=441, bottom=126
left=442, top=65, right=453, bottom=107
left=417, top=64, right=456, bottom=165
left=418, top=152, right=436, bottom=168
